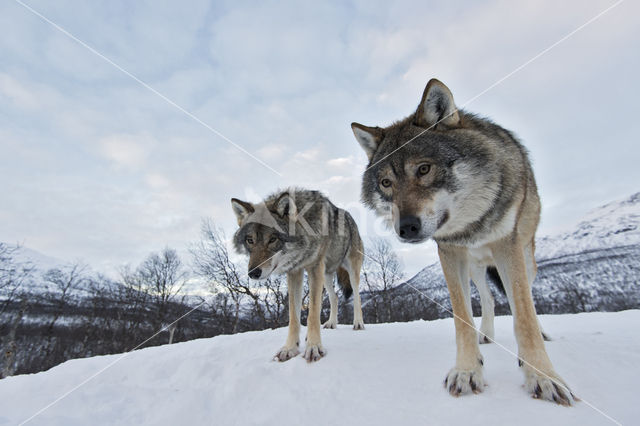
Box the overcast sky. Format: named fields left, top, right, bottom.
left=1, top=0, right=638, bottom=278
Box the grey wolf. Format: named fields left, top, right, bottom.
left=351, top=78, right=574, bottom=404
left=231, top=188, right=365, bottom=362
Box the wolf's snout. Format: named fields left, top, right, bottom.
left=248, top=267, right=262, bottom=279
left=399, top=216, right=421, bottom=239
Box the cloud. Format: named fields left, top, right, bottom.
left=327, top=156, right=355, bottom=169
left=98, top=133, right=153, bottom=170
left=0, top=73, right=40, bottom=109
left=144, top=173, right=170, bottom=190
left=256, top=143, right=286, bottom=161
left=1, top=0, right=638, bottom=279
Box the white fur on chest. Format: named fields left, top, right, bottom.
left=467, top=203, right=518, bottom=248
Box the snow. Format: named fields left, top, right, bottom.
left=1, top=310, right=637, bottom=425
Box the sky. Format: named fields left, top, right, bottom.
left=1, top=0, right=638, bottom=279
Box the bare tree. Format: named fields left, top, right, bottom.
left=1, top=298, right=26, bottom=379
left=0, top=243, right=34, bottom=316
left=39, top=262, right=89, bottom=363
left=190, top=220, right=289, bottom=332
left=0, top=244, right=34, bottom=378
left=191, top=221, right=247, bottom=333
left=260, top=275, right=288, bottom=328
left=43, top=263, right=88, bottom=335
left=118, top=264, right=153, bottom=345
left=361, top=238, right=404, bottom=323
left=124, top=248, right=187, bottom=335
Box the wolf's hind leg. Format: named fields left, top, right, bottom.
left=275, top=269, right=303, bottom=362
left=470, top=264, right=495, bottom=344
left=346, top=252, right=365, bottom=330
left=323, top=273, right=338, bottom=329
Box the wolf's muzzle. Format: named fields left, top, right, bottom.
left=399, top=215, right=421, bottom=239
left=248, top=267, right=262, bottom=279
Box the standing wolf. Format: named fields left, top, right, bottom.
left=231, top=188, right=365, bottom=362
left=351, top=79, right=574, bottom=404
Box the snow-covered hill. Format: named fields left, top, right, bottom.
left=0, top=243, right=72, bottom=296
left=0, top=311, right=636, bottom=425
left=10, top=245, right=65, bottom=273
left=537, top=192, right=640, bottom=260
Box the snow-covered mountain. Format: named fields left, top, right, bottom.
left=0, top=243, right=74, bottom=296
left=537, top=192, right=640, bottom=260
left=392, top=192, right=640, bottom=318
left=0, top=311, right=636, bottom=425
left=10, top=245, right=66, bottom=273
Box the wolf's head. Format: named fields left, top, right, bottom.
left=231, top=192, right=299, bottom=280
left=351, top=79, right=497, bottom=244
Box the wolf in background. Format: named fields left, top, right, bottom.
left=351, top=78, right=574, bottom=404
left=231, top=188, right=364, bottom=362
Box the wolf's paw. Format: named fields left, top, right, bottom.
left=478, top=332, right=493, bottom=344
left=523, top=366, right=575, bottom=406
left=479, top=335, right=492, bottom=344
left=274, top=345, right=299, bottom=362
left=353, top=320, right=365, bottom=330
left=444, top=363, right=485, bottom=396
left=303, top=344, right=326, bottom=362
left=323, top=319, right=337, bottom=329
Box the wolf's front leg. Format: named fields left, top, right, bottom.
left=438, top=245, right=485, bottom=396
left=490, top=237, right=574, bottom=405
left=304, top=260, right=326, bottom=362
left=275, top=269, right=303, bottom=362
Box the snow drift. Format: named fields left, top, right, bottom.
left=0, top=311, right=637, bottom=425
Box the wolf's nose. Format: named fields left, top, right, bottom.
left=399, top=216, right=421, bottom=239
left=248, top=268, right=262, bottom=279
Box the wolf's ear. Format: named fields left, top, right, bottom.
left=415, top=79, right=460, bottom=129
left=351, top=123, right=383, bottom=161
left=231, top=198, right=254, bottom=225
left=275, top=192, right=296, bottom=218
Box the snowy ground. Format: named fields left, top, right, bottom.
left=1, top=311, right=638, bottom=426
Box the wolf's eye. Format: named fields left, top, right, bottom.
left=380, top=178, right=392, bottom=188
left=268, top=236, right=277, bottom=244
left=245, top=236, right=254, bottom=245
left=418, top=164, right=431, bottom=176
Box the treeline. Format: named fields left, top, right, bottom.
left=0, top=221, right=297, bottom=377
left=2, top=224, right=638, bottom=378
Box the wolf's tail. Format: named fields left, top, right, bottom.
left=486, top=266, right=505, bottom=295
left=337, top=267, right=353, bottom=300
